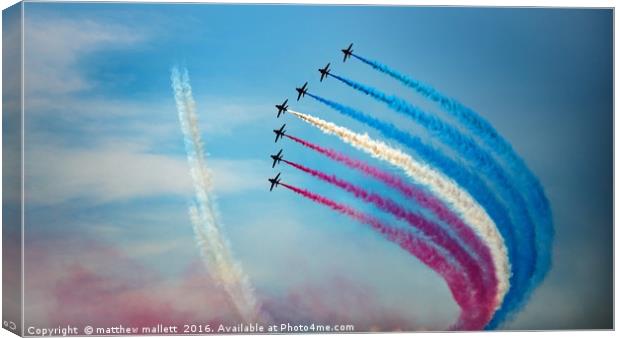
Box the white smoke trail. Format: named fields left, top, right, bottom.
left=172, top=67, right=261, bottom=323
left=289, top=110, right=510, bottom=311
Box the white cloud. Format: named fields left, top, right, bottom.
left=25, top=140, right=265, bottom=205
left=26, top=94, right=269, bottom=138
left=196, top=96, right=267, bottom=135
left=22, top=14, right=267, bottom=136
left=25, top=141, right=191, bottom=204
left=24, top=16, right=145, bottom=95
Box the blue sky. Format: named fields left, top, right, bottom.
left=14, top=3, right=612, bottom=330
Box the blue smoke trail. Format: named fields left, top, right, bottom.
left=351, top=53, right=554, bottom=320
left=306, top=92, right=532, bottom=327
left=351, top=53, right=551, bottom=223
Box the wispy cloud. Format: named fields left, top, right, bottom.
left=24, top=15, right=145, bottom=95
left=25, top=140, right=265, bottom=205
left=25, top=141, right=191, bottom=205
left=19, top=12, right=268, bottom=205
left=196, top=96, right=268, bottom=135
left=26, top=94, right=270, bottom=140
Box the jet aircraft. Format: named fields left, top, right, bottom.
left=341, top=43, right=354, bottom=62
left=275, top=99, right=288, bottom=118
left=273, top=124, right=286, bottom=143
left=268, top=173, right=282, bottom=191
left=318, top=63, right=331, bottom=82
left=296, top=82, right=308, bottom=101
left=270, top=149, right=283, bottom=168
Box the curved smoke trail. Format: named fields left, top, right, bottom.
left=305, top=92, right=534, bottom=321
left=280, top=182, right=483, bottom=330
left=321, top=76, right=537, bottom=279
left=171, top=67, right=261, bottom=323
left=352, top=51, right=551, bottom=225
left=287, top=110, right=510, bottom=314
left=283, top=134, right=497, bottom=308
left=349, top=52, right=553, bottom=327
left=283, top=159, right=496, bottom=325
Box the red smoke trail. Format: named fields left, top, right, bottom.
left=283, top=159, right=492, bottom=324
left=284, top=134, right=497, bottom=314
left=280, top=182, right=486, bottom=330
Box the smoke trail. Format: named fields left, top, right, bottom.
left=283, top=133, right=498, bottom=308
left=280, top=182, right=484, bottom=330
left=324, top=74, right=528, bottom=222
left=283, top=159, right=495, bottom=322
left=329, top=70, right=546, bottom=326
left=317, top=80, right=537, bottom=283
left=350, top=52, right=553, bottom=327
left=171, top=67, right=261, bottom=323
left=287, top=110, right=510, bottom=313
left=351, top=52, right=551, bottom=223
left=305, top=92, right=535, bottom=316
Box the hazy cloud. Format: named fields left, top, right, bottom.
left=25, top=140, right=265, bottom=205
left=24, top=16, right=145, bottom=95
